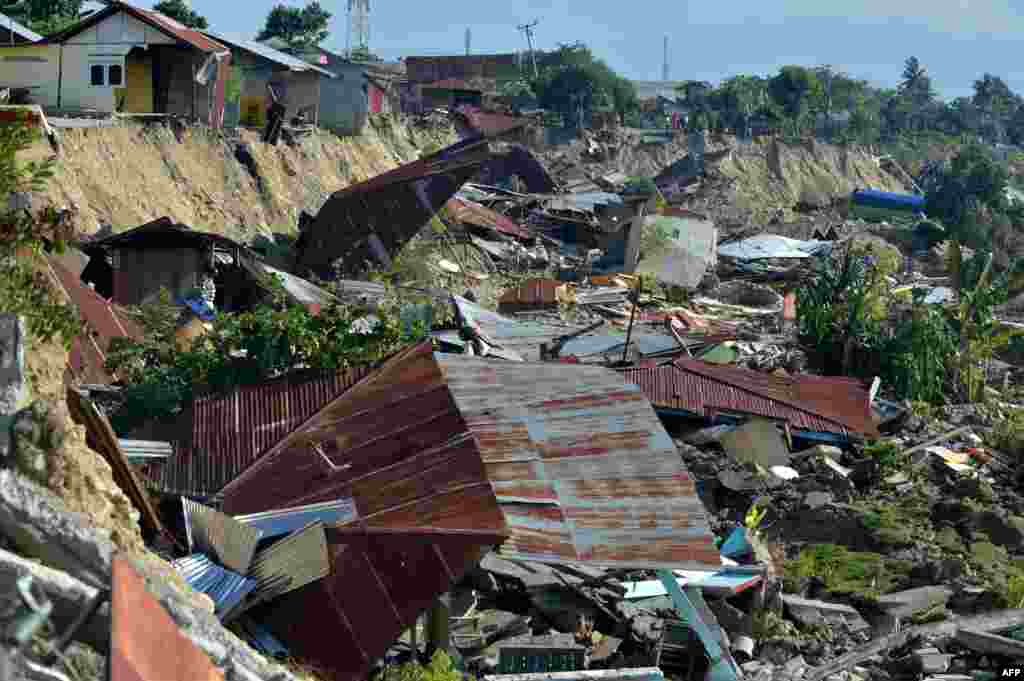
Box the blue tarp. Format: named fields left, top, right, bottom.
left=851, top=189, right=925, bottom=212
left=178, top=296, right=216, bottom=322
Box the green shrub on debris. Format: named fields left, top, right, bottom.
left=0, top=118, right=80, bottom=348
left=783, top=544, right=911, bottom=598
left=375, top=651, right=463, bottom=681
left=106, top=274, right=429, bottom=433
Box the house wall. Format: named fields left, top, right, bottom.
left=0, top=44, right=59, bottom=107
left=405, top=54, right=518, bottom=85
left=232, top=51, right=323, bottom=127
left=112, top=246, right=204, bottom=305
left=60, top=11, right=174, bottom=112
left=317, top=60, right=368, bottom=134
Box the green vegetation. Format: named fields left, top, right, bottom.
left=375, top=651, right=463, bottom=681
left=783, top=544, right=912, bottom=598
left=256, top=1, right=331, bottom=53
left=152, top=0, right=208, bottom=29
left=105, top=275, right=428, bottom=433
left=512, top=42, right=638, bottom=126
left=797, top=241, right=1013, bottom=403
left=0, top=116, right=79, bottom=348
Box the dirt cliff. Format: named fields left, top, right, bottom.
left=25, top=117, right=456, bottom=240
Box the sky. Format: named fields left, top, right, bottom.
left=186, top=0, right=1024, bottom=101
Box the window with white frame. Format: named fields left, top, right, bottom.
left=88, top=62, right=124, bottom=87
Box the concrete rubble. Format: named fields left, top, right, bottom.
left=4, top=120, right=1024, bottom=681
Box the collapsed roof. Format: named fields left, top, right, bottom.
left=214, top=342, right=717, bottom=680
left=294, top=137, right=492, bottom=278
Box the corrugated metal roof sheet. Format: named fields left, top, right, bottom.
left=234, top=499, right=358, bottom=539
left=0, top=11, right=42, bottom=42
left=43, top=0, right=226, bottom=52
left=485, top=667, right=666, bottom=681
left=43, top=255, right=144, bottom=385
left=620, top=358, right=879, bottom=439
left=436, top=354, right=719, bottom=570
left=118, top=439, right=172, bottom=462
left=220, top=345, right=508, bottom=681
left=150, top=367, right=373, bottom=498
left=296, top=137, right=491, bottom=277
left=233, top=521, right=330, bottom=617
left=218, top=342, right=716, bottom=679
left=423, top=78, right=483, bottom=91
left=83, top=216, right=246, bottom=254
left=447, top=196, right=531, bottom=239
left=452, top=294, right=603, bottom=362
left=258, top=262, right=337, bottom=308
left=201, top=31, right=335, bottom=77
left=182, top=498, right=263, bottom=575
left=173, top=554, right=257, bottom=618
left=454, top=106, right=530, bottom=138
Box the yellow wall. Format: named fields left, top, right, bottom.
left=114, top=50, right=153, bottom=113
left=240, top=95, right=266, bottom=126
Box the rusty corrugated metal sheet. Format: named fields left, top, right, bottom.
left=296, top=137, right=491, bottom=278
left=43, top=255, right=144, bottom=385
left=455, top=106, right=530, bottom=138
left=620, top=358, right=878, bottom=438
left=436, top=354, right=720, bottom=570
left=219, top=343, right=717, bottom=679
left=220, top=343, right=507, bottom=681
left=446, top=196, right=531, bottom=239
left=497, top=279, right=564, bottom=309
left=110, top=556, right=224, bottom=681
left=153, top=366, right=373, bottom=499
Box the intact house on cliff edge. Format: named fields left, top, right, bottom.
left=0, top=0, right=231, bottom=123
left=258, top=39, right=402, bottom=134
left=79, top=217, right=336, bottom=315
left=199, top=31, right=336, bottom=128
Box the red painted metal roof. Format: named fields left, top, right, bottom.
left=220, top=342, right=717, bottom=679
left=149, top=366, right=374, bottom=499
left=43, top=255, right=144, bottom=385
left=446, top=196, right=531, bottom=238
left=110, top=557, right=224, bottom=681
left=44, top=0, right=226, bottom=52
left=455, top=106, right=530, bottom=138
left=621, top=358, right=879, bottom=438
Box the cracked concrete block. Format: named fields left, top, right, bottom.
left=0, top=470, right=113, bottom=588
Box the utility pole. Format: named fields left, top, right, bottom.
left=465, top=27, right=471, bottom=56
left=517, top=20, right=539, bottom=79
left=662, top=36, right=669, bottom=82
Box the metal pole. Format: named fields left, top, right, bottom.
left=621, top=278, right=642, bottom=364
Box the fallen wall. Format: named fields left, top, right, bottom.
left=24, top=116, right=456, bottom=240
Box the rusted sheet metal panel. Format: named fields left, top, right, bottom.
left=250, top=531, right=496, bottom=681
left=110, top=556, right=224, bottom=681
left=455, top=106, right=530, bottom=138
left=66, top=387, right=166, bottom=541
left=296, top=137, right=491, bottom=277
left=620, top=359, right=878, bottom=438
left=220, top=344, right=508, bottom=681
left=44, top=256, right=144, bottom=385
left=155, top=367, right=372, bottom=498
left=447, top=196, right=531, bottom=239
left=498, top=279, right=565, bottom=310
left=452, top=295, right=604, bottom=362
left=437, top=354, right=720, bottom=570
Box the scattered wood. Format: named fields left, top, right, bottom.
left=954, top=628, right=1024, bottom=660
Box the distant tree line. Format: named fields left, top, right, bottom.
left=671, top=57, right=1024, bottom=147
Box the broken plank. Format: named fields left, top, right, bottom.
left=903, top=426, right=974, bottom=458
left=955, top=628, right=1024, bottom=660
left=803, top=609, right=1024, bottom=681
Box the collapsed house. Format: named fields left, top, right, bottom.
left=294, top=137, right=492, bottom=279
left=142, top=342, right=720, bottom=680
left=79, top=217, right=336, bottom=314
